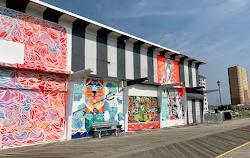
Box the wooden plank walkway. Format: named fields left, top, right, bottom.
left=0, top=118, right=250, bottom=158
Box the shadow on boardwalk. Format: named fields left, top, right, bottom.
left=1, top=118, right=250, bottom=158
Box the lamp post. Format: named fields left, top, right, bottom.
left=217, top=81, right=223, bottom=109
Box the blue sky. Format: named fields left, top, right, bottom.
left=41, top=0, right=250, bottom=105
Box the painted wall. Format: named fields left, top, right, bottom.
left=161, top=88, right=185, bottom=127
left=0, top=7, right=68, bottom=148
left=0, top=69, right=67, bottom=147
left=71, top=78, right=124, bottom=138
left=157, top=55, right=180, bottom=85
left=0, top=7, right=68, bottom=73
left=128, top=96, right=159, bottom=131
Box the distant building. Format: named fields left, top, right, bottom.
left=228, top=66, right=250, bottom=105
left=199, top=75, right=208, bottom=112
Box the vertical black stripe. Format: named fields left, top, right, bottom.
left=179, top=58, right=185, bottom=86
left=147, top=46, right=155, bottom=84
left=71, top=20, right=89, bottom=72
left=6, top=0, right=29, bottom=13
left=133, top=41, right=143, bottom=79
left=187, top=100, right=189, bottom=124
left=117, top=35, right=129, bottom=80
left=97, top=28, right=111, bottom=78
left=160, top=51, right=165, bottom=57
left=188, top=61, right=193, bottom=87
left=200, top=100, right=204, bottom=122
left=43, top=8, right=63, bottom=23
left=192, top=99, right=196, bottom=123
left=195, top=64, right=200, bottom=86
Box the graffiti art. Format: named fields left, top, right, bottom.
left=128, top=96, right=159, bottom=131
left=72, top=79, right=124, bottom=138
left=162, top=88, right=185, bottom=121
left=157, top=55, right=180, bottom=85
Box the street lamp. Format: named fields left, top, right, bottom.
left=217, top=81, right=223, bottom=109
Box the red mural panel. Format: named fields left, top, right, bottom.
left=157, top=55, right=180, bottom=85
left=128, top=122, right=160, bottom=131
left=0, top=7, right=68, bottom=74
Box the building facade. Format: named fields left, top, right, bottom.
left=0, top=0, right=205, bottom=148
left=199, top=75, right=208, bottom=112
left=228, top=66, right=250, bottom=105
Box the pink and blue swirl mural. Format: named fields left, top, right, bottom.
left=0, top=7, right=68, bottom=147
left=0, top=7, right=68, bottom=73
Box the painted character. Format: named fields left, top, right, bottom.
left=161, top=59, right=174, bottom=84
left=84, top=79, right=105, bottom=114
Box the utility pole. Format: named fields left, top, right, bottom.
left=217, top=81, right=223, bottom=110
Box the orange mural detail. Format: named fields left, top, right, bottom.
left=157, top=55, right=180, bottom=85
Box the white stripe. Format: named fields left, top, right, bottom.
left=188, top=100, right=193, bottom=123
left=107, top=37, right=118, bottom=78
left=195, top=100, right=201, bottom=123
left=125, top=42, right=134, bottom=80
left=85, top=32, right=97, bottom=75
left=140, top=47, right=148, bottom=78
left=153, top=50, right=159, bottom=83
left=0, top=0, right=6, bottom=7
left=192, top=64, right=197, bottom=87
left=26, top=1, right=47, bottom=19
left=184, top=61, right=190, bottom=87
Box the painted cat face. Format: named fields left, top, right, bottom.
left=85, top=79, right=104, bottom=106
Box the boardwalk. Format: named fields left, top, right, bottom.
left=1, top=118, right=250, bottom=158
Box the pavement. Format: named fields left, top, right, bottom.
left=0, top=118, right=250, bottom=158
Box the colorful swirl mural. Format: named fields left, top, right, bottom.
left=0, top=69, right=67, bottom=147
left=128, top=96, right=159, bottom=131
left=157, top=55, right=180, bottom=85
left=72, top=78, right=124, bottom=138
left=162, top=88, right=185, bottom=121
left=0, top=7, right=68, bottom=73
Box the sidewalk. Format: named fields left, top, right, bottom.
left=0, top=118, right=250, bottom=158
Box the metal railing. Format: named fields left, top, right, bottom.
left=204, top=113, right=224, bottom=125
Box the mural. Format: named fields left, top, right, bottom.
left=0, top=69, right=67, bottom=147
left=162, top=88, right=185, bottom=121
left=0, top=7, right=68, bottom=73
left=128, top=96, right=159, bottom=131
left=157, top=55, right=180, bottom=85
left=72, top=78, right=124, bottom=138
left=0, top=7, right=68, bottom=148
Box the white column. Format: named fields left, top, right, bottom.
left=123, top=82, right=129, bottom=132
left=140, top=44, right=150, bottom=78
left=192, top=63, right=197, bottom=87
left=184, top=60, right=190, bottom=87
left=85, top=24, right=101, bottom=75
left=65, top=81, right=74, bottom=140
left=107, top=32, right=119, bottom=78
left=157, top=86, right=163, bottom=128
left=153, top=50, right=159, bottom=83
left=125, top=39, right=136, bottom=80
left=195, top=100, right=201, bottom=123
left=187, top=100, right=193, bottom=124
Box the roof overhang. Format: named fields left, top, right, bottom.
left=22, top=0, right=206, bottom=65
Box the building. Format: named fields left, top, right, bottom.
left=0, top=0, right=205, bottom=148
left=199, top=75, right=208, bottom=112
left=228, top=66, right=250, bottom=105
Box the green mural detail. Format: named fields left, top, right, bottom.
left=128, top=96, right=159, bottom=123
left=72, top=78, right=124, bottom=137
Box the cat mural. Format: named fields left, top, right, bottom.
left=72, top=78, right=124, bottom=138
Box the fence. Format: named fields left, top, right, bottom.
left=204, top=113, right=224, bottom=125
